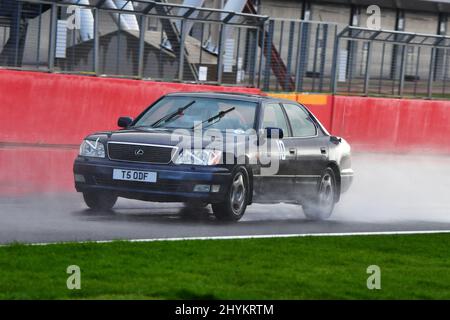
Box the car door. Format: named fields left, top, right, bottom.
left=253, top=102, right=296, bottom=202
left=281, top=103, right=329, bottom=200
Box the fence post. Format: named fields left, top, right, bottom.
left=217, top=23, right=225, bottom=84
left=363, top=41, right=373, bottom=96
left=48, top=4, right=57, bottom=72
left=36, top=4, right=43, bottom=69
left=257, top=23, right=266, bottom=89
left=378, top=43, right=386, bottom=94
left=285, top=21, right=295, bottom=91
left=427, top=47, right=436, bottom=99
left=263, top=19, right=274, bottom=91
left=311, top=24, right=320, bottom=92
left=296, top=21, right=310, bottom=91
left=12, top=1, right=23, bottom=67
left=398, top=45, right=407, bottom=97
left=294, top=22, right=303, bottom=92
left=93, top=8, right=99, bottom=75
left=178, top=19, right=187, bottom=81
left=248, top=27, right=258, bottom=87
left=318, top=23, right=328, bottom=92
left=138, top=15, right=147, bottom=79
left=330, top=32, right=340, bottom=94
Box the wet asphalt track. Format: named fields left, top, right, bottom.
left=1, top=153, right=450, bottom=244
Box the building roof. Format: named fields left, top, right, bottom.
left=338, top=26, right=450, bottom=48
left=25, top=0, right=268, bottom=27
left=310, top=0, right=450, bottom=14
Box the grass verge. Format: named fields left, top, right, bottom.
left=0, top=234, right=450, bottom=299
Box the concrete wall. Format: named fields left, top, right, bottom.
left=332, top=95, right=450, bottom=153
left=262, top=0, right=440, bottom=34
left=310, top=3, right=350, bottom=24
left=359, top=6, right=397, bottom=29
left=260, top=0, right=303, bottom=19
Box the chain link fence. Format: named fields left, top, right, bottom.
left=2, top=1, right=450, bottom=99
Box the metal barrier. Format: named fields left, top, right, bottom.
left=2, top=1, right=450, bottom=99
left=0, top=0, right=267, bottom=86
left=259, top=20, right=450, bottom=99
left=257, top=18, right=342, bottom=93
left=331, top=26, right=450, bottom=99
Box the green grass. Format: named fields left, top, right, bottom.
left=1, top=234, right=450, bottom=299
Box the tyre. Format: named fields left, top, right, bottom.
left=303, top=168, right=337, bottom=220
left=212, top=167, right=248, bottom=221
left=83, top=191, right=117, bottom=211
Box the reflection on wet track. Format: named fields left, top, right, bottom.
left=1, top=153, right=449, bottom=244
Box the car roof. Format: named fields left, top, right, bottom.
left=165, top=91, right=274, bottom=102
left=164, top=92, right=305, bottom=108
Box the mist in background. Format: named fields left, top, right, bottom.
left=243, top=153, right=450, bottom=224
left=332, top=153, right=450, bottom=223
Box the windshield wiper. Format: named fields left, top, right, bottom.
left=151, top=100, right=196, bottom=128
left=191, top=107, right=235, bottom=130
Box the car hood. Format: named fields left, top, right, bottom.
left=86, top=127, right=251, bottom=148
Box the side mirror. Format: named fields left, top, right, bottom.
left=118, top=116, right=133, bottom=128
left=330, top=135, right=342, bottom=144
left=265, top=127, right=284, bottom=139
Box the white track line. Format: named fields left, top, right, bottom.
left=2, top=229, right=450, bottom=247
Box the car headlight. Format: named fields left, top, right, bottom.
left=79, top=139, right=105, bottom=158
left=174, top=149, right=222, bottom=165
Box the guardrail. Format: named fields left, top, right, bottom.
left=0, top=0, right=266, bottom=87
left=2, top=1, right=450, bottom=99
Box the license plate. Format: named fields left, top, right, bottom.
left=112, top=169, right=157, bottom=183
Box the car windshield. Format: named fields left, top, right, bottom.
left=133, top=96, right=257, bottom=131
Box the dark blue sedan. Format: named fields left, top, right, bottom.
left=73, top=92, right=353, bottom=221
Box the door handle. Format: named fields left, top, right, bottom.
left=320, top=147, right=327, bottom=154
left=289, top=148, right=296, bottom=155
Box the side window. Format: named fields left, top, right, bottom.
left=262, top=103, right=290, bottom=137
left=283, top=103, right=317, bottom=137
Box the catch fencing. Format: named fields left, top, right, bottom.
left=0, top=0, right=266, bottom=87
left=2, top=0, right=450, bottom=98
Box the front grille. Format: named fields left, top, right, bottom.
left=108, top=143, right=175, bottom=164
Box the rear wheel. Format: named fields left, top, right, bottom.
left=212, top=168, right=248, bottom=222
left=303, top=168, right=336, bottom=220
left=83, top=191, right=117, bottom=211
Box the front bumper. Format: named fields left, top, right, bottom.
left=73, top=156, right=232, bottom=203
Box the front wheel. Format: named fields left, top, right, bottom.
left=83, top=191, right=117, bottom=211
left=212, top=168, right=248, bottom=222
left=303, top=168, right=337, bottom=220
